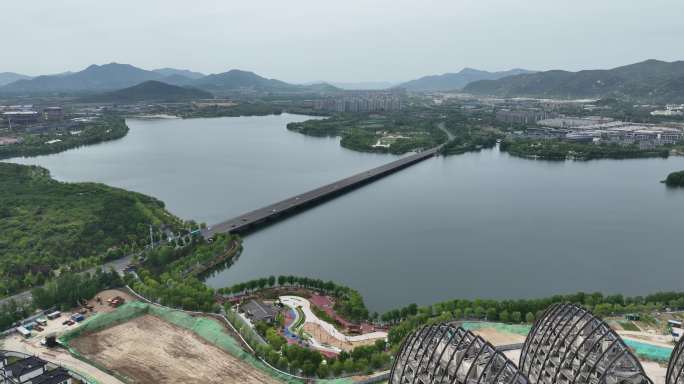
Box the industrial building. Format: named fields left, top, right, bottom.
left=2, top=111, right=40, bottom=126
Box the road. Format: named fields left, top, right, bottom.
left=0, top=253, right=136, bottom=308
left=437, top=121, right=455, bottom=141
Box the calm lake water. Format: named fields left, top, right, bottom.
left=9, top=114, right=684, bottom=312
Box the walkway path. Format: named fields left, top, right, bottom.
left=279, top=296, right=387, bottom=345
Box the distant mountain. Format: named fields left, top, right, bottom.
left=0, top=64, right=338, bottom=95
left=398, top=68, right=534, bottom=91
left=159, top=74, right=199, bottom=86
left=191, top=69, right=293, bottom=91
left=153, top=68, right=205, bottom=80
left=463, top=60, right=684, bottom=102
left=191, top=69, right=339, bottom=93
left=0, top=63, right=168, bottom=93
left=0, top=72, right=32, bottom=87
left=84, top=80, right=213, bottom=103
left=300, top=82, right=344, bottom=93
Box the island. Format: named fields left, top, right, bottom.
left=665, top=170, right=684, bottom=187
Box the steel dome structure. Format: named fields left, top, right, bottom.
left=667, top=337, right=684, bottom=384
left=519, top=303, right=652, bottom=384
left=389, top=323, right=529, bottom=384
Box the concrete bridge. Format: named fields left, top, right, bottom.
left=202, top=147, right=440, bottom=237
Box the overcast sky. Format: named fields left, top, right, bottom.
left=3, top=0, right=683, bottom=83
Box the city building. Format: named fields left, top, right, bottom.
left=43, top=107, right=64, bottom=121
left=313, top=91, right=402, bottom=113
left=496, top=110, right=557, bottom=125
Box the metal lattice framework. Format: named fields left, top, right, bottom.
left=389, top=323, right=529, bottom=384
left=519, top=303, right=652, bottom=384
left=667, top=338, right=684, bottom=384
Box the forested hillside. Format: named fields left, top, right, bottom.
left=464, top=59, right=684, bottom=102
left=0, top=163, right=180, bottom=296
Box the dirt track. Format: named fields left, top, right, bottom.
left=470, top=328, right=526, bottom=346
left=70, top=314, right=281, bottom=384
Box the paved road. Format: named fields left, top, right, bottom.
left=437, top=121, right=455, bottom=141
left=203, top=146, right=440, bottom=237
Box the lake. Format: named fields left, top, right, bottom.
left=9, top=114, right=684, bottom=312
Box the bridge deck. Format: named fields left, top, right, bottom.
left=202, top=147, right=439, bottom=237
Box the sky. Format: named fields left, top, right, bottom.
left=3, top=0, right=684, bottom=83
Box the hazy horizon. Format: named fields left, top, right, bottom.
left=3, top=0, right=684, bottom=83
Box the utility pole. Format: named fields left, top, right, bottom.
left=149, top=224, right=154, bottom=248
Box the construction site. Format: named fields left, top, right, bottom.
left=68, top=314, right=279, bottom=384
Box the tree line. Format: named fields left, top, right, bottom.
left=385, top=291, right=684, bottom=349
left=123, top=235, right=237, bottom=313
left=665, top=170, right=684, bottom=187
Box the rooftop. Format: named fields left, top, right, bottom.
left=31, top=368, right=72, bottom=384
left=3, top=111, right=38, bottom=115
left=4, top=356, right=47, bottom=377
left=242, top=300, right=279, bottom=322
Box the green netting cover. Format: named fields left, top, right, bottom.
left=461, top=321, right=532, bottom=336
left=59, top=301, right=305, bottom=383
left=623, top=338, right=674, bottom=362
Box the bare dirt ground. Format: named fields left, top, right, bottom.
left=86, top=289, right=135, bottom=314
left=471, top=328, right=526, bottom=346
left=501, top=349, right=666, bottom=384
left=303, top=322, right=381, bottom=352
left=641, top=361, right=667, bottom=384
left=69, top=314, right=281, bottom=384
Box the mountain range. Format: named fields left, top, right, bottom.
left=0, top=72, right=33, bottom=87
left=84, top=80, right=213, bottom=103
left=463, top=60, right=684, bottom=102
left=397, top=68, right=534, bottom=91
left=3, top=60, right=684, bottom=102
left=0, top=63, right=339, bottom=95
